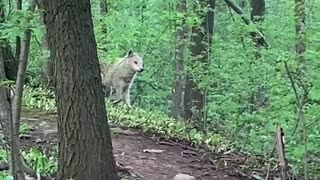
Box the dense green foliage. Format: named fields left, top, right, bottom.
left=1, top=0, right=320, bottom=178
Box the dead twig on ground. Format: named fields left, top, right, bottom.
left=116, top=161, right=144, bottom=179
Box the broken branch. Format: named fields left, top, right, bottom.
left=223, top=0, right=269, bottom=48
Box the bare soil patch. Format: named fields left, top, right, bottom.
left=19, top=109, right=252, bottom=180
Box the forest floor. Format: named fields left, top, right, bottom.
left=20, top=109, right=257, bottom=180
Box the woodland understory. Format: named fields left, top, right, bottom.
left=0, top=0, right=320, bottom=180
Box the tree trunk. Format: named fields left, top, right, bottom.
left=42, top=0, right=119, bottom=179
left=15, top=0, right=22, bottom=61
left=40, top=44, right=55, bottom=89
left=0, top=1, right=17, bottom=175
left=3, top=44, right=19, bottom=82
left=249, top=0, right=268, bottom=112
left=294, top=0, right=306, bottom=66
left=250, top=0, right=265, bottom=23
left=10, top=1, right=37, bottom=179
left=250, top=0, right=266, bottom=51
left=0, top=2, right=19, bottom=82
left=100, top=0, right=108, bottom=15
left=0, top=42, right=11, bottom=145
left=0, top=0, right=11, bottom=143
left=171, top=0, right=187, bottom=120
left=37, top=0, right=55, bottom=90
left=239, top=0, right=246, bottom=9
left=183, top=0, right=215, bottom=122
left=294, top=0, right=307, bottom=179
left=100, top=0, right=108, bottom=30
left=99, top=0, right=108, bottom=48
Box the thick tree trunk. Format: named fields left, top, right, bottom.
left=183, top=0, right=215, bottom=122
left=171, top=0, right=187, bottom=119
left=42, top=0, right=119, bottom=179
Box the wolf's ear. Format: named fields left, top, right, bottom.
left=127, top=50, right=134, bottom=57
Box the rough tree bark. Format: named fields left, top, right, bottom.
left=183, top=0, right=215, bottom=122
left=171, top=0, right=187, bottom=120
left=41, top=0, right=119, bottom=179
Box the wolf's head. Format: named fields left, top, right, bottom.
left=126, top=50, right=144, bottom=73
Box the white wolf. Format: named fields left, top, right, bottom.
left=100, top=50, right=144, bottom=107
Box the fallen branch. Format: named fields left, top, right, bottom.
left=111, top=127, right=139, bottom=136
left=223, top=0, right=269, bottom=48
left=116, top=161, right=144, bottom=179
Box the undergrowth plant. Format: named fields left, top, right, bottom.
left=0, top=147, right=57, bottom=179
left=22, top=147, right=57, bottom=175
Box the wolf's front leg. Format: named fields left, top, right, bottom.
left=123, top=90, right=131, bottom=108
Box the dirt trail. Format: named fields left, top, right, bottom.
left=20, top=109, right=250, bottom=180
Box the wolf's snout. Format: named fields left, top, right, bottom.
left=139, top=68, right=144, bottom=72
